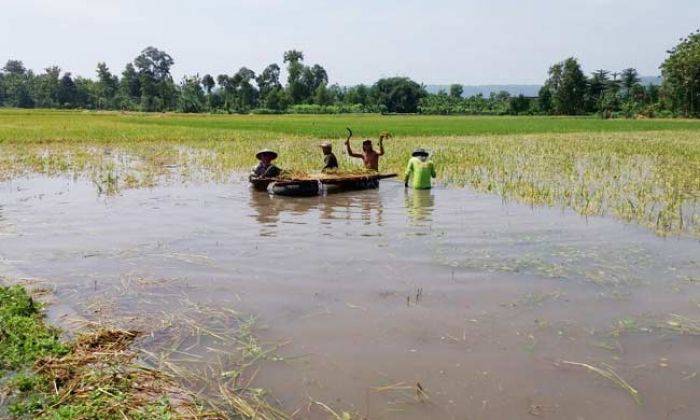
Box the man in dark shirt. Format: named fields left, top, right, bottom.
left=320, top=141, right=339, bottom=172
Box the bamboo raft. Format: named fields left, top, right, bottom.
left=250, top=173, right=397, bottom=197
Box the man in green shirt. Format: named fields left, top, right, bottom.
left=404, top=148, right=436, bottom=189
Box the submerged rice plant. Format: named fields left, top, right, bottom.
left=0, top=110, right=698, bottom=236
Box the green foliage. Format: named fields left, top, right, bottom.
left=418, top=90, right=537, bottom=115
left=95, top=62, right=118, bottom=109
left=0, top=286, right=68, bottom=371
left=119, top=62, right=141, bottom=106
left=449, top=84, right=463, bottom=98
left=587, top=69, right=609, bottom=112
left=620, top=68, right=641, bottom=99
left=661, top=29, right=700, bottom=116
left=509, top=94, right=531, bottom=115
left=133, top=46, right=177, bottom=112
left=1, top=110, right=698, bottom=235
left=3, top=109, right=700, bottom=142
left=545, top=57, right=587, bottom=115
left=287, top=103, right=367, bottom=114
left=0, top=35, right=695, bottom=117
left=0, top=285, right=210, bottom=419
left=538, top=85, right=552, bottom=113
left=178, top=75, right=206, bottom=113
left=373, top=77, right=426, bottom=113
left=2, top=60, right=26, bottom=75
left=56, top=73, right=77, bottom=107
left=7, top=369, right=178, bottom=419
left=1, top=60, right=34, bottom=108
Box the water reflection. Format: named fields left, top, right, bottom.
left=404, top=188, right=435, bottom=225
left=318, top=189, right=384, bottom=226
left=248, top=191, right=316, bottom=236
left=247, top=188, right=386, bottom=236
left=4, top=177, right=700, bottom=419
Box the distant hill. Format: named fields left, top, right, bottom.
left=424, top=84, right=541, bottom=97
left=425, top=76, right=662, bottom=97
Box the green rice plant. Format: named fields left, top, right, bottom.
left=0, top=110, right=698, bottom=236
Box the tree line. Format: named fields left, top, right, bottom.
left=0, top=47, right=424, bottom=114
left=0, top=30, right=697, bottom=117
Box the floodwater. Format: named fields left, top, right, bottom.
left=1, top=176, right=699, bottom=419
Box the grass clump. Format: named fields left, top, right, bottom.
left=0, top=286, right=69, bottom=371
left=561, top=361, right=642, bottom=405
left=0, top=285, right=214, bottom=419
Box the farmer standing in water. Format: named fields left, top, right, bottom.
left=345, top=127, right=387, bottom=171
left=404, top=148, right=436, bottom=189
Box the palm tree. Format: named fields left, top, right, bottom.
left=620, top=68, right=641, bottom=98
left=283, top=50, right=304, bottom=64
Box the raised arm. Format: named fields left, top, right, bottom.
left=377, top=133, right=388, bottom=156
left=345, top=127, right=362, bottom=158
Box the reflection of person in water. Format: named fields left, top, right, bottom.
left=317, top=189, right=384, bottom=225
left=405, top=188, right=435, bottom=224
left=249, top=191, right=280, bottom=226
left=248, top=191, right=322, bottom=236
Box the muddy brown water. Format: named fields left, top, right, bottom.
left=1, top=176, right=699, bottom=419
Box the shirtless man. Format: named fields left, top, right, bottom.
left=344, top=127, right=387, bottom=171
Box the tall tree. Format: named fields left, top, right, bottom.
left=119, top=63, right=141, bottom=101
left=178, top=75, right=205, bottom=113
left=2, top=59, right=27, bottom=75
left=345, top=84, right=369, bottom=106
left=234, top=67, right=258, bottom=111
left=2, top=59, right=34, bottom=108
left=32, top=66, right=61, bottom=107
left=538, top=85, right=553, bottom=113
left=96, top=62, right=118, bottom=109
left=256, top=64, right=283, bottom=108
left=372, top=77, right=426, bottom=113
left=0, top=73, right=5, bottom=106
left=201, top=74, right=215, bottom=94
left=56, top=72, right=77, bottom=107
left=660, top=29, right=700, bottom=116
left=313, top=83, right=335, bottom=106
left=284, top=50, right=306, bottom=104
left=587, top=69, right=609, bottom=112
left=545, top=57, right=587, bottom=115
left=134, top=46, right=174, bottom=82
left=133, top=46, right=176, bottom=111
left=449, top=84, right=463, bottom=98
left=620, top=68, right=640, bottom=98
left=74, top=76, right=97, bottom=109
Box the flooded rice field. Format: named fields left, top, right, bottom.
left=1, top=176, right=699, bottom=419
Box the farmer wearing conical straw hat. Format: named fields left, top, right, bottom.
left=250, top=149, right=281, bottom=178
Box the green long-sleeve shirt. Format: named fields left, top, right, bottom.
left=404, top=157, right=436, bottom=189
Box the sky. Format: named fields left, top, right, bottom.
left=1, top=0, right=699, bottom=85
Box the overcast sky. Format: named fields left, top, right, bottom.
left=2, top=0, right=698, bottom=85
